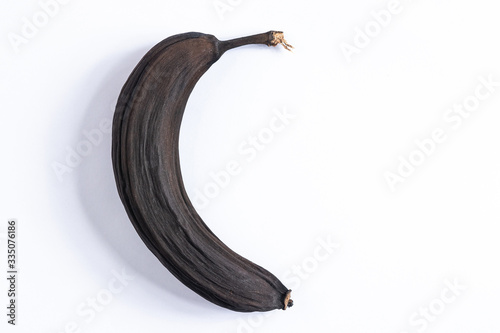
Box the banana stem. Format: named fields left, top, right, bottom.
left=219, top=31, right=293, bottom=54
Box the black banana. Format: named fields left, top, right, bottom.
left=111, top=31, right=293, bottom=312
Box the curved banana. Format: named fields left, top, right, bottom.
left=111, top=31, right=293, bottom=312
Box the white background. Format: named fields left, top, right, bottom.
left=1, top=0, right=500, bottom=332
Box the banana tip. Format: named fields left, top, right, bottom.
left=283, top=290, right=293, bottom=310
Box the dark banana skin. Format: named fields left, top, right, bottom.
left=112, top=31, right=293, bottom=312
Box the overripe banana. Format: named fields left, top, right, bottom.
left=111, top=31, right=293, bottom=312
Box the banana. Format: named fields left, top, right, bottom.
left=111, top=31, right=293, bottom=312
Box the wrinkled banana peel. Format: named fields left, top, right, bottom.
left=112, top=31, right=293, bottom=312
